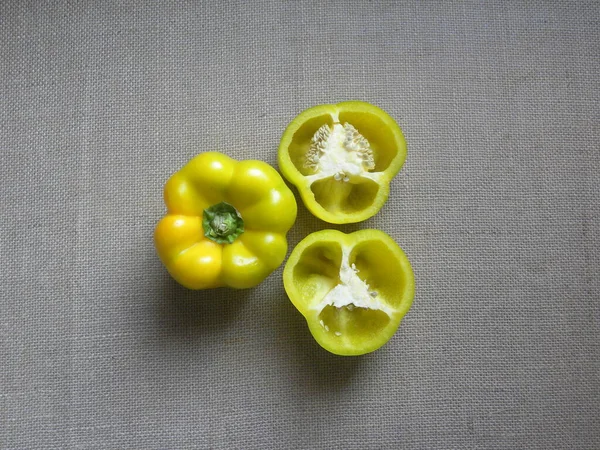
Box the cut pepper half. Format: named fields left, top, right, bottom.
left=283, top=229, right=415, bottom=356
left=278, top=101, right=407, bottom=224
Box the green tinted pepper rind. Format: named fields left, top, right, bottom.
left=283, top=229, right=415, bottom=356
left=278, top=101, right=407, bottom=224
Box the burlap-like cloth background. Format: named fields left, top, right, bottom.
left=2, top=1, right=599, bottom=449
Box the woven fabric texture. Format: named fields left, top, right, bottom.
left=1, top=1, right=599, bottom=449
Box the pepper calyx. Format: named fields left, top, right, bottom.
left=203, top=202, right=244, bottom=244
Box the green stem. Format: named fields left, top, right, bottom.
left=203, top=202, right=244, bottom=244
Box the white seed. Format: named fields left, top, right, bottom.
left=342, top=122, right=375, bottom=170
left=335, top=332, right=342, bottom=337
left=319, top=319, right=324, bottom=328
left=304, top=124, right=331, bottom=170
left=324, top=325, right=330, bottom=332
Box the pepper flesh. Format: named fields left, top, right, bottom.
left=283, top=229, right=414, bottom=356
left=155, top=152, right=297, bottom=289
left=278, top=101, right=407, bottom=224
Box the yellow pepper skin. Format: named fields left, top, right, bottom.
left=283, top=229, right=414, bottom=356
left=278, top=101, right=407, bottom=224
left=155, top=152, right=297, bottom=289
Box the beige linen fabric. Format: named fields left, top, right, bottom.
left=1, top=1, right=599, bottom=448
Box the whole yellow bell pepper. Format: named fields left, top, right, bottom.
left=155, top=152, right=297, bottom=289
left=283, top=229, right=414, bottom=356
left=278, top=101, right=407, bottom=224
